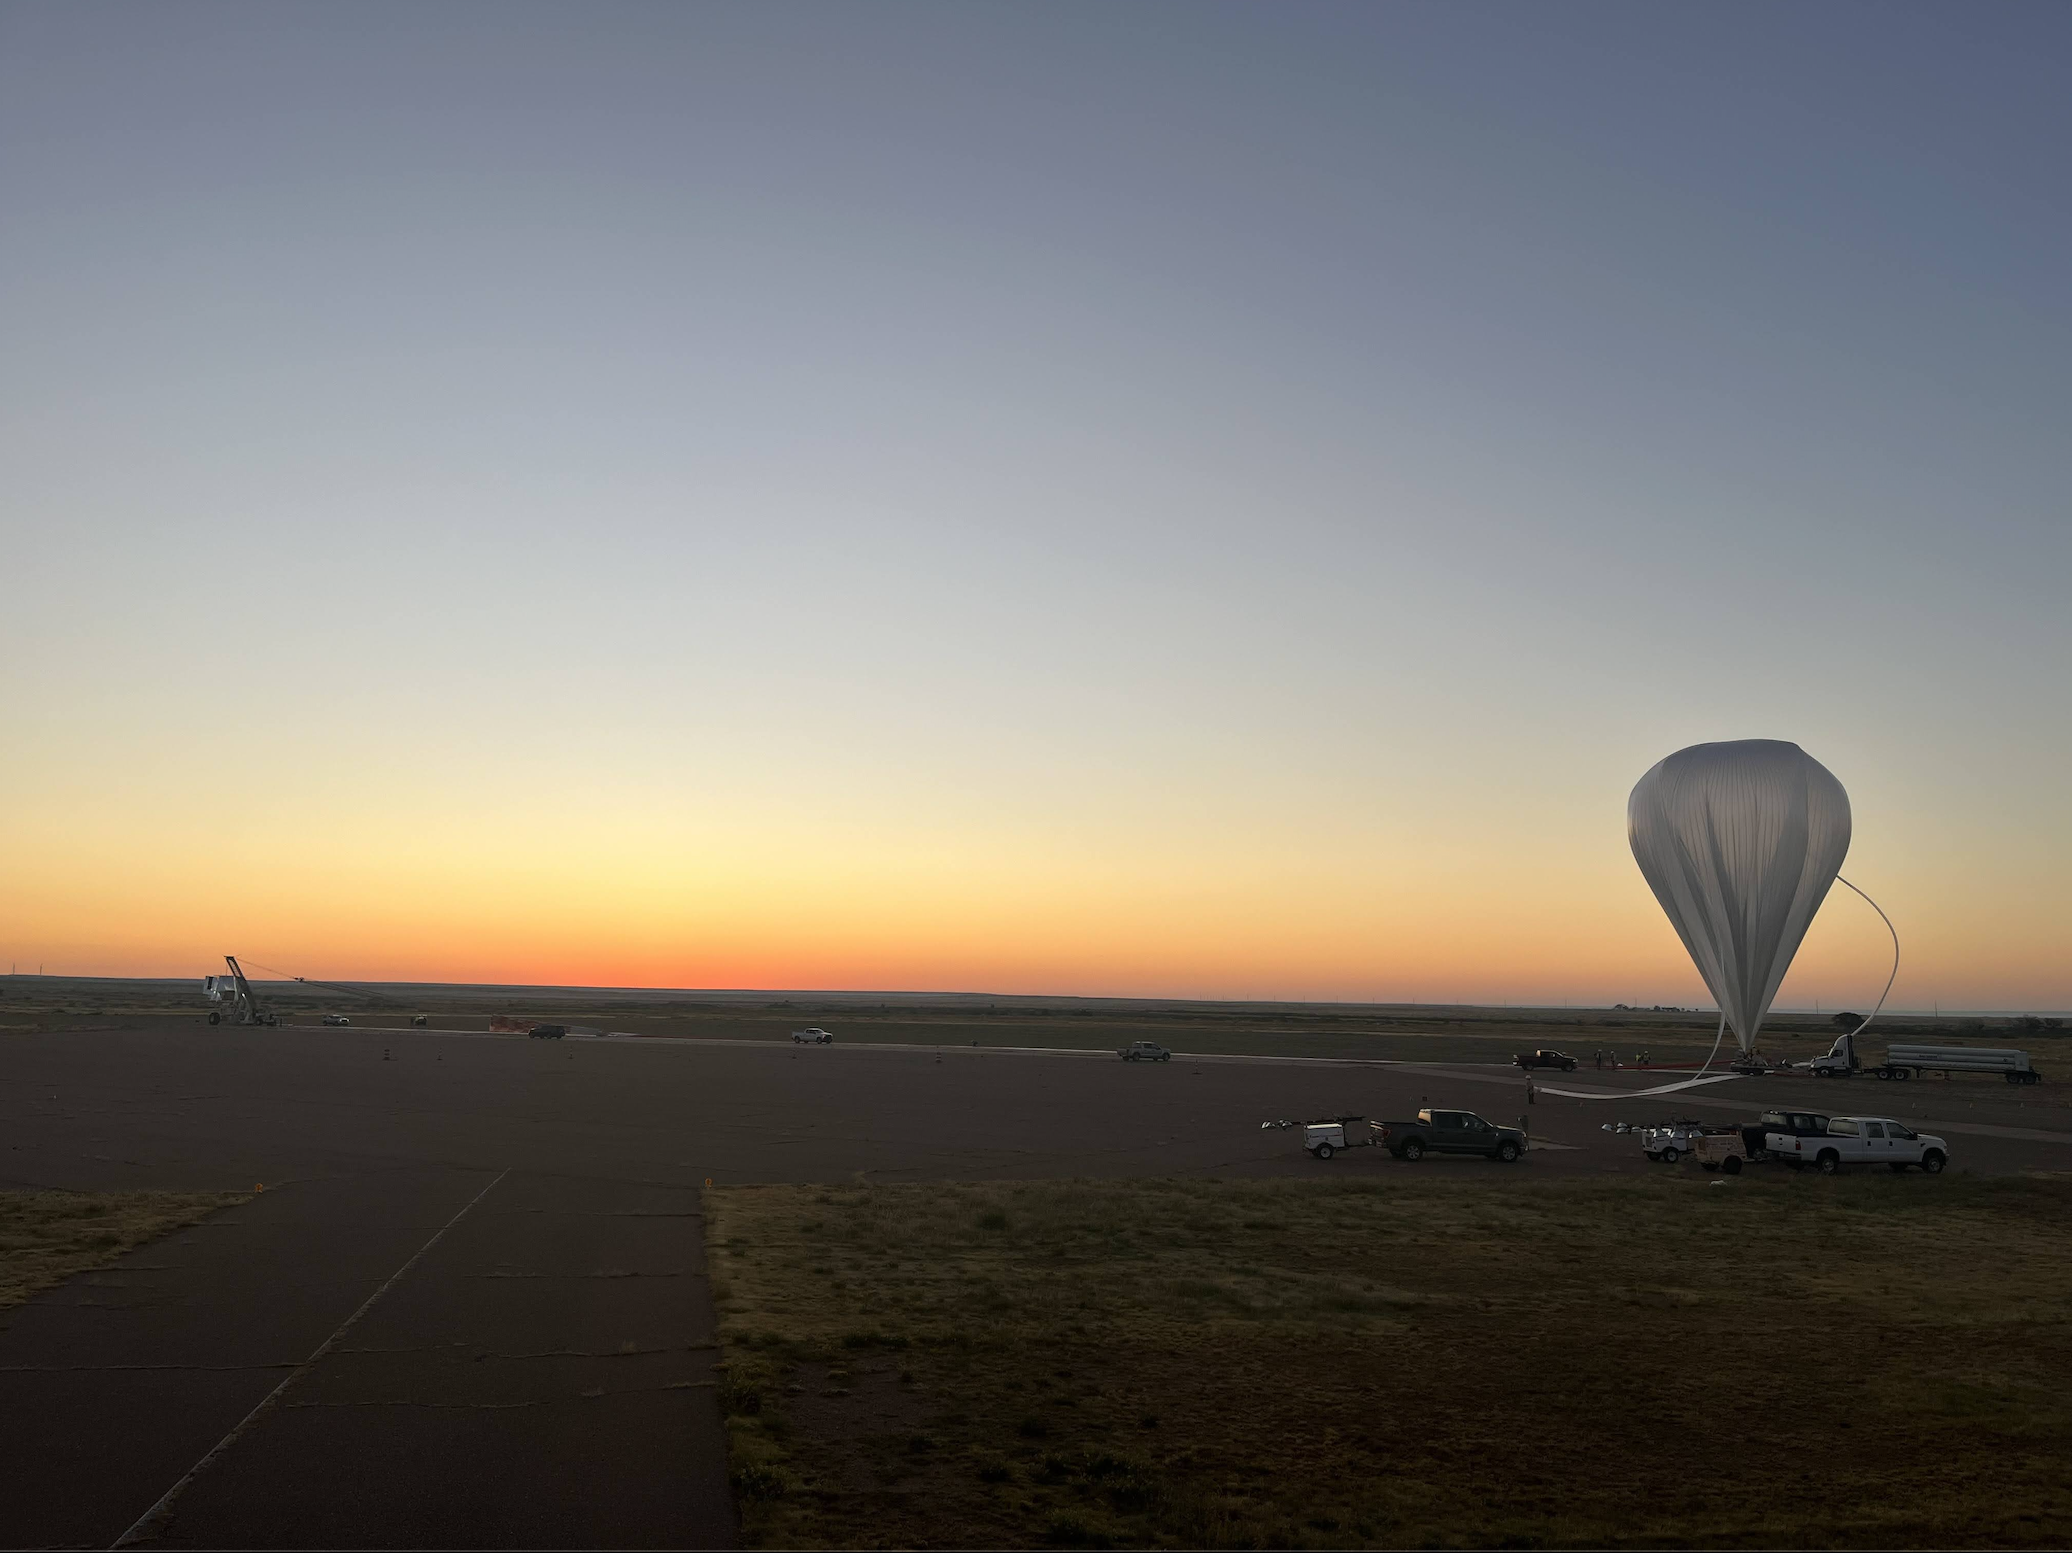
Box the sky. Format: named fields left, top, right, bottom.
left=2, top=2, right=2067, bottom=1010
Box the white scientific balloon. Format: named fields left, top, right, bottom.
left=1628, top=740, right=1851, bottom=1052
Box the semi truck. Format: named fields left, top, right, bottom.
left=1808, top=1032, right=2043, bottom=1086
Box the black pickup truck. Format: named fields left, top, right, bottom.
left=1378, top=1108, right=1528, bottom=1162
left=1739, top=1109, right=1828, bottom=1162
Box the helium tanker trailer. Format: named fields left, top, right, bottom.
left=1807, top=1032, right=2043, bottom=1086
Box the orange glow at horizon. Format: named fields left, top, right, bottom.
left=4, top=749, right=2061, bottom=1011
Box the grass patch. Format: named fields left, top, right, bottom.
left=708, top=1173, right=2072, bottom=1548
left=0, top=1190, right=246, bottom=1309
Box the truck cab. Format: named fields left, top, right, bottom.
left=1808, top=1031, right=1861, bottom=1077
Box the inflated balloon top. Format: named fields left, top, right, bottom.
left=1628, top=740, right=1851, bottom=1052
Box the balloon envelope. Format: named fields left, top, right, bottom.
left=1627, top=740, right=1851, bottom=1051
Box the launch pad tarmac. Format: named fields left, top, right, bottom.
left=2, top=1023, right=2067, bottom=1548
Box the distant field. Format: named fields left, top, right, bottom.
left=6, top=976, right=2062, bottom=1077
left=0, top=1190, right=245, bottom=1309
left=709, top=1173, right=2072, bottom=1549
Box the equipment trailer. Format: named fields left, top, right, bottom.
left=1304, top=1115, right=1379, bottom=1159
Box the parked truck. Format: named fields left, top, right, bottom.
left=1737, top=1109, right=1830, bottom=1162
left=1513, top=1048, right=1579, bottom=1072
left=1808, top=1032, right=2042, bottom=1086
left=1377, top=1108, right=1527, bottom=1162
left=1761, top=1114, right=1949, bottom=1174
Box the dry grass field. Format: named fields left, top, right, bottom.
left=709, top=1173, right=2072, bottom=1549
left=0, top=1190, right=245, bottom=1309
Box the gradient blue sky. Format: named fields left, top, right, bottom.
left=2, top=3, right=2066, bottom=1007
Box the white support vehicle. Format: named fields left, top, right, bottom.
left=1639, top=1119, right=1706, bottom=1164
left=1765, top=1115, right=1948, bottom=1175
left=202, top=956, right=279, bottom=1028
left=791, top=1026, right=833, bottom=1044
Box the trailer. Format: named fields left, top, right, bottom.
left=1690, top=1132, right=1748, bottom=1174
left=1304, top=1115, right=1379, bottom=1159
left=1808, top=1032, right=2042, bottom=1086
left=1881, top=1044, right=2042, bottom=1086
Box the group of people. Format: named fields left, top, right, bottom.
left=1592, top=1048, right=1652, bottom=1069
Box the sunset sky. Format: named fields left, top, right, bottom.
left=3, top=3, right=2067, bottom=1010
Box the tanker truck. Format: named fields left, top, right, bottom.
left=1807, top=1031, right=2043, bottom=1086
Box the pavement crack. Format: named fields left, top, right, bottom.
left=334, top=1343, right=719, bottom=1359
left=0, top=1362, right=297, bottom=1373
left=468, top=1270, right=693, bottom=1279
left=284, top=1380, right=716, bottom=1410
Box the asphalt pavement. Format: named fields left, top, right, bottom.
left=2, top=1022, right=2065, bottom=1548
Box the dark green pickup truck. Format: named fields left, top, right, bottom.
left=1377, top=1108, right=1527, bottom=1162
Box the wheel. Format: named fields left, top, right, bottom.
left=1897, top=1068, right=1911, bottom=1079
left=1497, top=1140, right=1520, bottom=1163
left=1159, top=1053, right=1169, bottom=1062
left=1816, top=1150, right=1841, bottom=1175
left=207, top=1012, right=221, bottom=1025
left=268, top=1015, right=279, bottom=1027
left=1314, top=1143, right=1334, bottom=1160
left=1658, top=1146, right=1679, bottom=1165
left=1921, top=1150, right=1946, bottom=1174
left=1401, top=1139, right=1424, bottom=1161
left=1721, top=1156, right=1742, bottom=1176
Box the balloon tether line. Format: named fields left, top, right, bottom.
left=1834, top=875, right=1900, bottom=1040
left=1696, top=1010, right=1728, bottom=1079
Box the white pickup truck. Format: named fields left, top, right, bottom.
left=1766, top=1115, right=1948, bottom=1175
